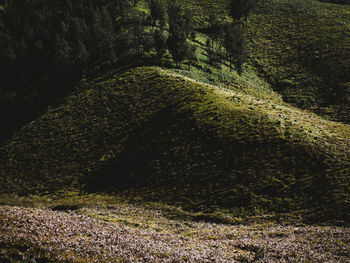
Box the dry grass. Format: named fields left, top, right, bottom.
left=1, top=204, right=349, bottom=262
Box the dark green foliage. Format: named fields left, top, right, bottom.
left=224, top=24, right=246, bottom=74
left=206, top=38, right=214, bottom=65
left=229, top=0, right=259, bottom=21
left=149, top=0, right=167, bottom=27
left=167, top=0, right=193, bottom=67
left=131, top=0, right=140, bottom=7
left=185, top=42, right=197, bottom=70
left=206, top=38, right=221, bottom=68
left=130, top=13, right=146, bottom=55
left=190, top=30, right=196, bottom=41
left=153, top=29, right=168, bottom=58
left=208, top=14, right=224, bottom=47
left=0, top=0, right=154, bottom=143
left=205, top=14, right=225, bottom=68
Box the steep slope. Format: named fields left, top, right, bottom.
left=0, top=66, right=349, bottom=221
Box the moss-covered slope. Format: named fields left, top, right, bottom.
left=0, top=67, right=349, bottom=220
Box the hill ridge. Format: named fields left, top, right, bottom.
left=1, top=66, right=349, bottom=221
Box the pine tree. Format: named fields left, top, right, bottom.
left=100, top=6, right=116, bottom=61
left=208, top=14, right=222, bottom=48
left=87, top=8, right=104, bottom=61
left=229, top=0, right=259, bottom=21
left=186, top=43, right=197, bottom=70
left=206, top=38, right=214, bottom=65
left=131, top=0, right=140, bottom=7
left=167, top=0, right=193, bottom=67
left=153, top=29, right=167, bottom=59
left=149, top=0, right=167, bottom=28
left=53, top=33, right=72, bottom=66
left=224, top=24, right=246, bottom=75
left=130, top=12, right=145, bottom=55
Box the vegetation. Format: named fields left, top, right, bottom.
left=245, top=0, right=350, bottom=121
left=224, top=24, right=246, bottom=74
left=2, top=0, right=348, bottom=143
left=229, top=0, right=260, bottom=21
left=0, top=0, right=134, bottom=143
left=0, top=66, right=349, bottom=223
left=1, top=0, right=350, bottom=260
left=1, top=203, right=350, bottom=262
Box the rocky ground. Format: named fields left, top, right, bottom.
left=1, top=204, right=349, bottom=262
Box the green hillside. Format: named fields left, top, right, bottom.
left=167, top=0, right=350, bottom=122
left=245, top=0, right=350, bottom=120
left=186, top=0, right=350, bottom=121
left=1, top=0, right=350, bottom=261
left=1, top=66, right=349, bottom=222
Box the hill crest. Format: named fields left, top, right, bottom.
left=1, top=66, right=349, bottom=221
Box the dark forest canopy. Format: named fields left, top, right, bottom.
left=0, top=0, right=251, bottom=91
left=1, top=0, right=136, bottom=86
left=0, top=0, right=142, bottom=142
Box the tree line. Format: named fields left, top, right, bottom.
left=0, top=0, right=259, bottom=91
left=205, top=0, right=260, bottom=74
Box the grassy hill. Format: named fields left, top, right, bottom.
left=1, top=1, right=350, bottom=261
left=172, top=0, right=350, bottom=123
left=184, top=0, right=350, bottom=121
left=1, top=66, right=349, bottom=222
left=245, top=0, right=350, bottom=121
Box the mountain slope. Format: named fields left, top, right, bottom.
left=183, top=0, right=350, bottom=121
left=245, top=0, right=350, bottom=120
left=1, top=66, right=349, bottom=220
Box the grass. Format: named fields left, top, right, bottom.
left=1, top=1, right=350, bottom=261
left=0, top=0, right=350, bottom=262
left=0, top=0, right=349, bottom=222
left=1, top=203, right=349, bottom=262
left=245, top=0, right=350, bottom=121
left=0, top=66, right=349, bottom=222
left=184, top=0, right=230, bottom=26
left=180, top=0, right=350, bottom=122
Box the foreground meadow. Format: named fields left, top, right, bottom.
left=1, top=202, right=349, bottom=262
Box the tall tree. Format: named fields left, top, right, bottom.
left=229, top=0, right=259, bottom=21
left=206, top=38, right=221, bottom=68
left=130, top=12, right=146, bottom=55
left=131, top=0, right=140, bottom=7
left=149, top=0, right=167, bottom=28
left=186, top=42, right=197, bottom=70
left=208, top=14, right=223, bottom=48
left=153, top=29, right=167, bottom=59
left=167, top=0, right=193, bottom=67
left=224, top=24, right=246, bottom=75
left=100, top=6, right=116, bottom=60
